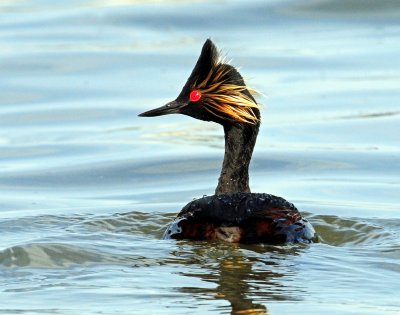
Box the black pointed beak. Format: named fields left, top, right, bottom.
left=138, top=100, right=182, bottom=117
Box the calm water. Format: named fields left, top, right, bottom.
left=1, top=0, right=400, bottom=314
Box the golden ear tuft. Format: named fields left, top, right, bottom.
left=192, top=64, right=261, bottom=124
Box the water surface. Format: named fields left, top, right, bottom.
left=1, top=0, right=399, bottom=314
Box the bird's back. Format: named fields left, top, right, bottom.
left=163, top=193, right=317, bottom=244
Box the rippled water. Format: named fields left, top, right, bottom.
left=1, top=0, right=400, bottom=314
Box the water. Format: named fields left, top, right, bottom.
left=1, top=0, right=399, bottom=314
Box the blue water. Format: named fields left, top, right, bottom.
left=1, top=0, right=400, bottom=314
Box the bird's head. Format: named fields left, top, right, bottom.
left=139, top=39, right=260, bottom=125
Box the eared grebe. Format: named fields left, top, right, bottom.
left=139, top=39, right=317, bottom=244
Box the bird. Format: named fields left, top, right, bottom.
left=139, top=39, right=317, bottom=244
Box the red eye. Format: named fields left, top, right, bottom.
left=190, top=90, right=202, bottom=102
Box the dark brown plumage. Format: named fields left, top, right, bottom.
left=163, top=193, right=316, bottom=244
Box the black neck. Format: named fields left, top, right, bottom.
left=215, top=122, right=259, bottom=194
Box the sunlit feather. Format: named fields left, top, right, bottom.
left=192, top=63, right=261, bottom=124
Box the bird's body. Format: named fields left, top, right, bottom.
left=163, top=193, right=316, bottom=244
left=139, top=39, right=317, bottom=244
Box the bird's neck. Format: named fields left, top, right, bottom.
left=215, top=122, right=259, bottom=194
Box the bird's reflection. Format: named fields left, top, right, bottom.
left=169, top=242, right=307, bottom=314
left=216, top=253, right=268, bottom=314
